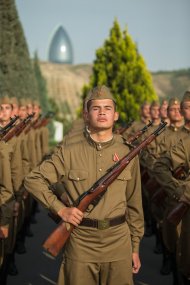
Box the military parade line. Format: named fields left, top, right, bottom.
left=0, top=86, right=190, bottom=285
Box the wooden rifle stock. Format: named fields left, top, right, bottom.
left=33, top=111, right=54, bottom=129
left=43, top=121, right=167, bottom=257
left=1, top=113, right=34, bottom=142
left=0, top=115, right=19, bottom=138
left=167, top=201, right=189, bottom=225
left=15, top=113, right=35, bottom=137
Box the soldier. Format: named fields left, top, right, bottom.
left=0, top=95, right=23, bottom=282
left=122, top=101, right=151, bottom=140
left=160, top=99, right=170, bottom=125
left=153, top=91, right=190, bottom=285
left=24, top=85, right=144, bottom=285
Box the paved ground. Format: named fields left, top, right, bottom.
left=7, top=204, right=172, bottom=285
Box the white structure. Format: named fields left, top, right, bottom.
left=53, top=120, right=63, bottom=142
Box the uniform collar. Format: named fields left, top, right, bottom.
left=87, top=134, right=116, bottom=150
left=169, top=124, right=180, bottom=132
left=182, top=125, right=190, bottom=134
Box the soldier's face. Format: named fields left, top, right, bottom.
left=181, top=102, right=190, bottom=121
left=160, top=106, right=168, bottom=119
left=168, top=104, right=182, bottom=122
left=0, top=104, right=13, bottom=122
left=87, top=99, right=119, bottom=131
left=150, top=106, right=160, bottom=120
left=33, top=105, right=40, bottom=118
left=12, top=104, right=19, bottom=116
left=27, top=104, right=33, bottom=115
left=141, top=104, right=150, bottom=118
left=19, top=106, right=27, bottom=119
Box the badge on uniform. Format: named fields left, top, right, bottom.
left=113, top=153, right=120, bottom=162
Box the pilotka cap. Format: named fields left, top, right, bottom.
left=181, top=91, right=190, bottom=103
left=168, top=97, right=180, bottom=107
left=0, top=95, right=11, bottom=105
left=86, top=85, right=116, bottom=103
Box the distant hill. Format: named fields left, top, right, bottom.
left=152, top=69, right=190, bottom=99
left=40, top=62, right=190, bottom=118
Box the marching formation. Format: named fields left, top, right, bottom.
left=123, top=91, right=190, bottom=285
left=0, top=86, right=190, bottom=285
left=0, top=95, right=50, bottom=284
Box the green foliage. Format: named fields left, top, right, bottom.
left=0, top=0, right=38, bottom=99
left=33, top=52, right=50, bottom=112
left=82, top=19, right=157, bottom=123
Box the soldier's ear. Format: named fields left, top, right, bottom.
left=114, top=112, right=119, bottom=122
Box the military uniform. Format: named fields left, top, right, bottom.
left=24, top=86, right=144, bottom=285
left=0, top=141, right=15, bottom=268
left=153, top=90, right=190, bottom=283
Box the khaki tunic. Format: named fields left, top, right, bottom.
left=24, top=134, right=144, bottom=260
left=8, top=137, right=24, bottom=198
left=19, top=132, right=30, bottom=176
left=153, top=136, right=190, bottom=277
left=40, top=126, right=49, bottom=158
left=35, top=128, right=42, bottom=164
left=27, top=128, right=37, bottom=170
left=0, top=142, right=14, bottom=226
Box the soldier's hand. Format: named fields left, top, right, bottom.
left=0, top=226, right=9, bottom=238
left=57, top=207, right=83, bottom=227
left=132, top=252, right=141, bottom=274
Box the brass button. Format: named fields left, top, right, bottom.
left=99, top=154, right=102, bottom=157
left=99, top=168, right=102, bottom=172
left=77, top=177, right=80, bottom=181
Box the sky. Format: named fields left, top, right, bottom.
left=15, top=0, right=190, bottom=72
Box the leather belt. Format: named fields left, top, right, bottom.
left=80, top=215, right=126, bottom=230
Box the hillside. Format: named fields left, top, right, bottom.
left=40, top=62, right=190, bottom=118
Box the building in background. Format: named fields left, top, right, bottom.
left=48, top=25, right=73, bottom=64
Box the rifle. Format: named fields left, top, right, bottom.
left=167, top=201, right=189, bottom=226
left=0, top=115, right=19, bottom=137
left=114, top=119, right=134, bottom=135
left=43, top=121, right=167, bottom=257
left=1, top=113, right=35, bottom=142
left=15, top=113, right=35, bottom=137
left=33, top=111, right=54, bottom=129
left=127, top=120, right=153, bottom=144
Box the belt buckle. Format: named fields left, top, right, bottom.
left=98, top=219, right=110, bottom=230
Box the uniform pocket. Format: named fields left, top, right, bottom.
left=116, top=170, right=132, bottom=181
left=68, top=169, right=88, bottom=181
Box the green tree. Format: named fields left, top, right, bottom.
left=0, top=0, right=38, bottom=99
left=33, top=52, right=49, bottom=112
left=82, top=19, right=157, bottom=124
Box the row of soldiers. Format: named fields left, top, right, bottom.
left=122, top=92, right=190, bottom=285
left=0, top=95, right=50, bottom=285
left=49, top=91, right=190, bottom=284
left=1, top=89, right=190, bottom=285
left=45, top=91, right=190, bottom=285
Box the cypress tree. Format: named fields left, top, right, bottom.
left=33, top=52, right=49, bottom=112
left=0, top=0, right=38, bottom=99
left=82, top=19, right=157, bottom=123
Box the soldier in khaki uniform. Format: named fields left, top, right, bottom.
left=160, top=99, right=170, bottom=125
left=0, top=141, right=15, bottom=270
left=153, top=91, right=190, bottom=285
left=0, top=95, right=23, bottom=282
left=24, top=85, right=144, bottom=285
left=122, top=101, right=151, bottom=140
